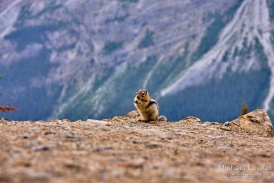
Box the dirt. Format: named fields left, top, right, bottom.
left=0, top=112, right=274, bottom=183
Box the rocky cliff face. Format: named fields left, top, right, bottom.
left=0, top=0, right=274, bottom=122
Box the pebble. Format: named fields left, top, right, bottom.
left=135, top=129, right=151, bottom=136
left=130, top=158, right=146, bottom=168
left=33, top=145, right=53, bottom=151
left=205, top=130, right=211, bottom=134
left=127, top=111, right=139, bottom=118
left=91, top=146, right=113, bottom=152
left=11, top=168, right=50, bottom=183
left=201, top=122, right=211, bottom=127
left=62, top=119, right=71, bottom=123
left=22, top=134, right=30, bottom=139
left=209, top=136, right=227, bottom=140
left=146, top=141, right=162, bottom=148
left=175, top=130, right=187, bottom=135
left=179, top=116, right=201, bottom=123
left=44, top=124, right=57, bottom=127
left=79, top=121, right=89, bottom=125
left=219, top=126, right=231, bottom=131
left=236, top=152, right=244, bottom=156
left=132, top=139, right=139, bottom=144
left=127, top=169, right=142, bottom=178
left=65, top=132, right=75, bottom=138
left=152, top=162, right=166, bottom=169
left=217, top=146, right=233, bottom=151
left=61, top=125, right=71, bottom=131
left=164, top=132, right=173, bottom=139
left=44, top=131, right=57, bottom=135
left=136, top=129, right=173, bottom=139
left=87, top=119, right=110, bottom=125
left=30, top=126, right=40, bottom=131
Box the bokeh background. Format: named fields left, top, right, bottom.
left=1, top=0, right=274, bottom=122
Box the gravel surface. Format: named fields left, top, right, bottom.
left=0, top=113, right=274, bottom=183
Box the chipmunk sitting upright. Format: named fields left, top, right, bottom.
left=134, top=89, right=167, bottom=122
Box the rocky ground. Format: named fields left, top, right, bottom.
left=0, top=111, right=274, bottom=183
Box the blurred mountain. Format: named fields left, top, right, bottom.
left=0, top=0, right=274, bottom=122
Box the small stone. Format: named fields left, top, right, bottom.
left=179, top=116, right=201, bottom=124
left=62, top=119, right=71, bottom=122
left=132, top=140, right=139, bottom=144
left=10, top=168, right=50, bottom=183
left=152, top=162, right=166, bottom=169
left=175, top=130, right=187, bottom=135
left=135, top=129, right=173, bottom=139
left=236, top=152, right=244, bottom=156
left=125, top=158, right=146, bottom=168
left=112, top=116, right=120, bottom=121
left=30, top=126, right=40, bottom=131
left=0, top=118, right=7, bottom=124
left=36, top=137, right=44, bottom=143
left=210, top=122, right=222, bottom=125
left=87, top=119, right=110, bottom=125
left=209, top=136, right=227, bottom=140
left=91, top=146, right=113, bottom=152
left=22, top=134, right=30, bottom=139
left=127, top=110, right=139, bottom=118
left=201, top=122, right=211, bottom=127
left=219, top=126, right=231, bottom=131
left=79, top=121, right=88, bottom=125
left=146, top=141, right=161, bottom=148
left=135, top=129, right=151, bottom=136
left=150, top=129, right=172, bottom=139
left=127, top=169, right=142, bottom=177
left=44, top=131, right=57, bottom=135
left=33, top=145, right=53, bottom=151
left=99, top=126, right=111, bottom=131
left=63, top=160, right=82, bottom=170
left=164, top=132, right=173, bottom=139
left=61, top=125, right=71, bottom=131
left=217, top=146, right=233, bottom=151
left=65, top=132, right=75, bottom=138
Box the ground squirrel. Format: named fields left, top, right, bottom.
left=134, top=89, right=167, bottom=122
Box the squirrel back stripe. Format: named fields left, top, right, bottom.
left=147, top=99, right=158, bottom=109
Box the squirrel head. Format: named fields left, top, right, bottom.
left=136, top=89, right=149, bottom=101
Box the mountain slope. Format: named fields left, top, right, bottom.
left=158, top=0, right=274, bottom=121
left=0, top=0, right=274, bottom=122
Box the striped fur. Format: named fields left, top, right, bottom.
left=134, top=89, right=163, bottom=121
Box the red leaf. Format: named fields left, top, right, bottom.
left=0, top=106, right=18, bottom=112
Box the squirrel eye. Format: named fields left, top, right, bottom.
left=141, top=92, right=145, bottom=96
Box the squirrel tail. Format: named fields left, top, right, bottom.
left=158, top=115, right=167, bottom=122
